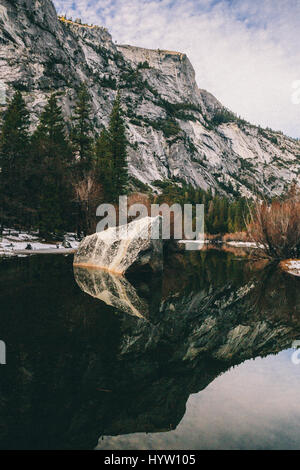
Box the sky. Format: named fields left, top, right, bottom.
left=97, top=350, right=300, bottom=450
left=53, top=0, right=300, bottom=138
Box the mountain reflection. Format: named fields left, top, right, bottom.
left=0, top=251, right=299, bottom=449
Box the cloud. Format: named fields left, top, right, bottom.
left=53, top=0, right=300, bottom=137
left=96, top=350, right=300, bottom=450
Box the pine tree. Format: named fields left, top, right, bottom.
left=32, top=93, right=72, bottom=162
left=228, top=204, right=235, bottom=233
left=94, top=92, right=128, bottom=203
left=95, top=128, right=114, bottom=201
left=30, top=93, right=72, bottom=237
left=71, top=82, right=94, bottom=173
left=0, top=90, right=30, bottom=225
left=107, top=91, right=128, bottom=200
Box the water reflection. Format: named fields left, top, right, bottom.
left=74, top=266, right=148, bottom=319
left=0, top=251, right=299, bottom=449
left=97, top=349, right=300, bottom=450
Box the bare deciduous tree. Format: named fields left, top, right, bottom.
left=247, top=185, right=300, bottom=259
left=73, top=171, right=103, bottom=236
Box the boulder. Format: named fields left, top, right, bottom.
left=73, top=216, right=163, bottom=274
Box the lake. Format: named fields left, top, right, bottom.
left=0, top=249, right=300, bottom=450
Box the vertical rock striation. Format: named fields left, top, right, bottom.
left=0, top=0, right=299, bottom=197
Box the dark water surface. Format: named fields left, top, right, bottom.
left=0, top=250, right=300, bottom=450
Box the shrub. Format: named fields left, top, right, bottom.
left=247, top=186, right=300, bottom=259
left=137, top=61, right=150, bottom=69
left=222, top=232, right=250, bottom=242
left=210, top=108, right=237, bottom=126
left=128, top=177, right=150, bottom=193
left=100, top=76, right=117, bottom=89
left=149, top=118, right=181, bottom=137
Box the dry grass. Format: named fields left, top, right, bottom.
left=222, top=232, right=250, bottom=242
left=127, top=192, right=152, bottom=216
left=204, top=232, right=250, bottom=242
left=205, top=233, right=223, bottom=242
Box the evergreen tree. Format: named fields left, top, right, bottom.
left=0, top=90, right=30, bottom=225
left=94, top=92, right=128, bottom=202
left=107, top=91, right=128, bottom=200
left=228, top=204, right=235, bottom=232
left=71, top=82, right=94, bottom=173
left=32, top=93, right=72, bottom=162
left=30, top=93, right=73, bottom=237
left=95, top=128, right=113, bottom=201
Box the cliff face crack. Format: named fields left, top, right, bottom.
left=0, top=0, right=299, bottom=197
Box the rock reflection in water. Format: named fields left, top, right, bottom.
left=74, top=266, right=148, bottom=319
left=0, top=251, right=299, bottom=449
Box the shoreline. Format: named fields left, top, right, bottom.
left=13, top=248, right=76, bottom=255
left=0, top=229, right=79, bottom=258
left=0, top=239, right=260, bottom=258
left=280, top=259, right=300, bottom=277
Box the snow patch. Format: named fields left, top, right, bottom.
left=282, top=260, right=300, bottom=277
left=0, top=229, right=79, bottom=257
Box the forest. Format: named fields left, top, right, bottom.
left=0, top=85, right=250, bottom=239
left=0, top=85, right=128, bottom=238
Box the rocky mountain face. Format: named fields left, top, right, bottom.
left=0, top=0, right=299, bottom=197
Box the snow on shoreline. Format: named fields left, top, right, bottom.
left=0, top=229, right=79, bottom=258
left=226, top=241, right=260, bottom=248
left=281, top=260, right=300, bottom=277
left=180, top=240, right=261, bottom=249
left=0, top=228, right=267, bottom=257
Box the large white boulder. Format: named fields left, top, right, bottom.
left=73, top=216, right=163, bottom=274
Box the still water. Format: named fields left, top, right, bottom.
left=0, top=249, right=300, bottom=450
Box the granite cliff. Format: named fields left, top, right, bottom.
left=0, top=0, right=299, bottom=197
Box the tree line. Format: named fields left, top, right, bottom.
left=154, top=181, right=250, bottom=234
left=0, top=84, right=128, bottom=238
left=0, top=85, right=252, bottom=240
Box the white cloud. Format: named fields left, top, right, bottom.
left=53, top=0, right=300, bottom=137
